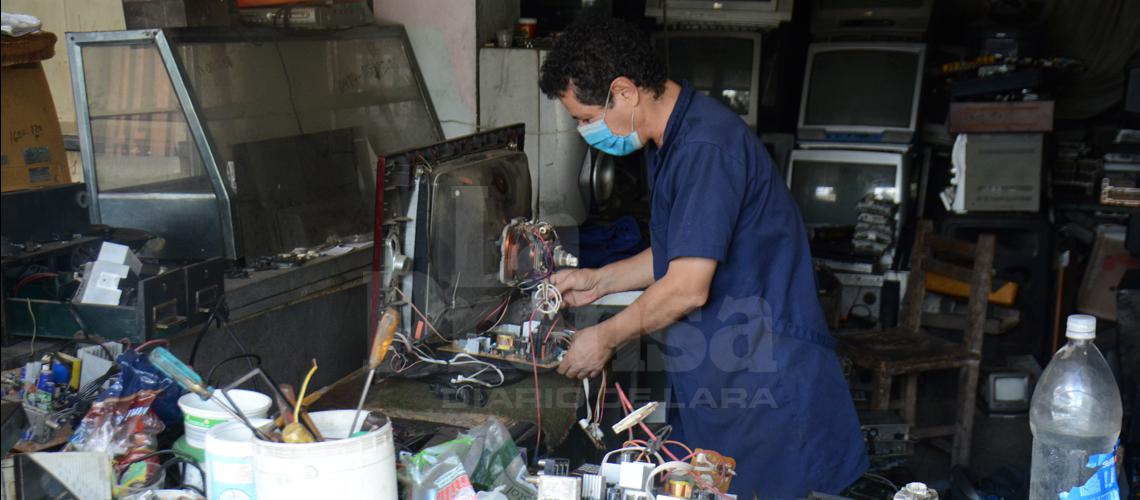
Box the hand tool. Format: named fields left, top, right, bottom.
left=148, top=347, right=273, bottom=441
left=348, top=308, right=399, bottom=436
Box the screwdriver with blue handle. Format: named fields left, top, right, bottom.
left=148, top=347, right=276, bottom=441
left=348, top=307, right=400, bottom=436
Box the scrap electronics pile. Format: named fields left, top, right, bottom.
left=3, top=324, right=744, bottom=500
left=3, top=335, right=396, bottom=498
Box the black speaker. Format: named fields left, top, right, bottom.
left=1127, top=210, right=1140, bottom=257
left=880, top=278, right=900, bottom=328
left=940, top=214, right=1052, bottom=359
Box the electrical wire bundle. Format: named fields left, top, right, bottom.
left=612, top=383, right=736, bottom=500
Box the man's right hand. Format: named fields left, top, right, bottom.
left=551, top=269, right=607, bottom=307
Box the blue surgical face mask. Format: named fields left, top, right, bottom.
left=576, top=91, right=643, bottom=156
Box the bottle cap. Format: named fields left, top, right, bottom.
left=1065, top=314, right=1096, bottom=340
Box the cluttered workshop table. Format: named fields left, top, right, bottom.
left=314, top=361, right=582, bottom=449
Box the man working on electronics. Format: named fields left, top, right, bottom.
left=541, top=16, right=868, bottom=498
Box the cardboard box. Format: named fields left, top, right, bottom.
left=1, top=62, right=71, bottom=192
left=949, top=101, right=1054, bottom=133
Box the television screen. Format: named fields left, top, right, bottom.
left=818, top=0, right=926, bottom=7
left=789, top=159, right=899, bottom=227
left=804, top=49, right=921, bottom=129
left=656, top=34, right=759, bottom=122
left=993, top=375, right=1028, bottom=402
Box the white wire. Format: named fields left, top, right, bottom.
left=645, top=462, right=695, bottom=493
left=533, top=281, right=562, bottom=316
left=583, top=379, right=593, bottom=422
left=602, top=446, right=664, bottom=465
left=26, top=299, right=36, bottom=356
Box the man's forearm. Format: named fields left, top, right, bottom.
left=594, top=272, right=705, bottom=348
left=595, top=248, right=655, bottom=296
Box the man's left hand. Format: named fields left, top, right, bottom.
left=557, top=326, right=616, bottom=379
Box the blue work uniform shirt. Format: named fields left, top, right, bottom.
left=646, top=82, right=868, bottom=499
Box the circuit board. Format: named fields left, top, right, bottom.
left=438, top=322, right=570, bottom=370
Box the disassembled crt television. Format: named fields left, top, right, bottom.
left=373, top=125, right=579, bottom=370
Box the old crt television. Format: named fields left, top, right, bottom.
left=378, top=126, right=532, bottom=337
left=980, top=371, right=1032, bottom=414
left=653, top=31, right=762, bottom=128
left=810, top=0, right=933, bottom=39
left=644, top=0, right=793, bottom=29
left=798, top=42, right=926, bottom=144
left=786, top=149, right=904, bottom=228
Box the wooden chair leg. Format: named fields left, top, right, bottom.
left=952, top=361, right=981, bottom=466
left=903, top=373, right=919, bottom=426
left=872, top=371, right=893, bottom=411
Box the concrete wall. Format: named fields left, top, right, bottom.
left=373, top=0, right=519, bottom=139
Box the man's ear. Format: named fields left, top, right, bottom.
left=610, top=76, right=641, bottom=107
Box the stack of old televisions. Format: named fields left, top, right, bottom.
left=786, top=0, right=933, bottom=332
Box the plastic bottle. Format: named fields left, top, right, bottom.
left=1029, top=314, right=1123, bottom=500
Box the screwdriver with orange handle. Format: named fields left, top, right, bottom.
left=348, top=308, right=400, bottom=436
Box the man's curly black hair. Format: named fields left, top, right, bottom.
left=538, top=15, right=667, bottom=107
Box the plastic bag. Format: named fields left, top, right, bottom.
left=401, top=437, right=479, bottom=500
left=66, top=356, right=170, bottom=467
left=400, top=418, right=536, bottom=500
left=463, top=419, right=536, bottom=499
left=116, top=350, right=183, bottom=427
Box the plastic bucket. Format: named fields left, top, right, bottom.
left=252, top=410, right=396, bottom=500
left=205, top=417, right=271, bottom=500
left=172, top=436, right=205, bottom=491
left=178, top=390, right=272, bottom=449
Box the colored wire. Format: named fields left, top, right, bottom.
left=531, top=329, right=543, bottom=455
left=394, top=287, right=446, bottom=341
left=11, top=272, right=58, bottom=296
left=665, top=440, right=694, bottom=459
left=541, top=317, right=560, bottom=360
left=614, top=382, right=681, bottom=462
left=295, top=359, right=318, bottom=418
left=133, top=339, right=169, bottom=352
left=25, top=299, right=37, bottom=356
left=595, top=370, right=607, bottom=424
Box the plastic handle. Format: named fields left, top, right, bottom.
left=148, top=347, right=210, bottom=396
left=368, top=308, right=400, bottom=369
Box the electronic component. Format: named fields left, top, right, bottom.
left=619, top=462, right=656, bottom=491
left=581, top=473, right=606, bottom=500
left=859, top=410, right=912, bottom=458
left=442, top=321, right=570, bottom=369
left=690, top=449, right=736, bottom=493
left=539, top=458, right=571, bottom=476
left=74, top=242, right=141, bottom=306
left=945, top=133, right=1043, bottom=213
left=613, top=401, right=660, bottom=434
left=499, top=218, right=578, bottom=287
left=537, top=475, right=582, bottom=500
left=579, top=418, right=606, bottom=449
left=664, top=477, right=694, bottom=498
